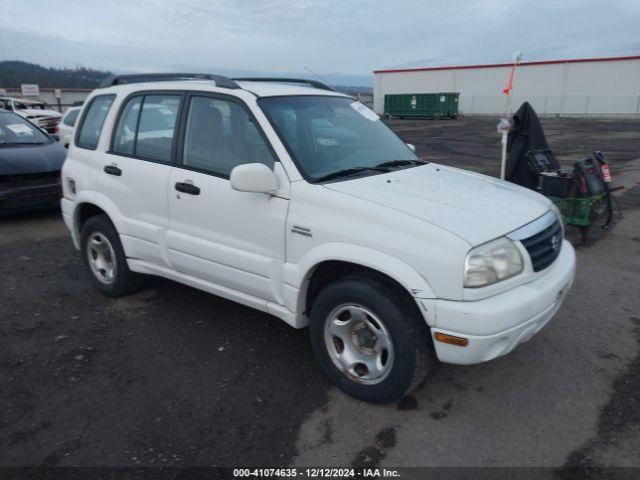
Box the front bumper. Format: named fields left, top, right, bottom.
left=430, top=240, right=576, bottom=365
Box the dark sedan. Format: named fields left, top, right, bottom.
left=0, top=111, right=67, bottom=213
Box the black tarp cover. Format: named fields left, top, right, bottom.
left=505, top=102, right=550, bottom=189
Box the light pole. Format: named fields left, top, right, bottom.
left=499, top=50, right=522, bottom=180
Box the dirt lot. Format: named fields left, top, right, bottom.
left=387, top=116, right=640, bottom=175
left=1, top=117, right=639, bottom=474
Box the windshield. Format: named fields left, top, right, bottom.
left=0, top=112, right=50, bottom=145
left=15, top=102, right=47, bottom=110
left=259, top=96, right=419, bottom=181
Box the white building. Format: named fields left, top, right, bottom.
left=373, top=55, right=640, bottom=117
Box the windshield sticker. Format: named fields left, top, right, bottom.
left=317, top=138, right=339, bottom=146
left=6, top=124, right=34, bottom=135
left=350, top=101, right=379, bottom=121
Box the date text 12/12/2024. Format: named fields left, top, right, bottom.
left=232, top=468, right=401, bottom=478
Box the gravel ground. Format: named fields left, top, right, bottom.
left=1, top=117, right=639, bottom=475
left=386, top=116, right=640, bottom=176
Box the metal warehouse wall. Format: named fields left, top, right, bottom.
left=373, top=57, right=640, bottom=116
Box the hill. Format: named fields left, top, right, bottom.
left=0, top=61, right=373, bottom=93
left=0, top=61, right=110, bottom=88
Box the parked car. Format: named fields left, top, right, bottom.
left=57, top=106, right=81, bottom=148
left=0, top=110, right=67, bottom=213
left=61, top=74, right=576, bottom=403
left=0, top=96, right=62, bottom=133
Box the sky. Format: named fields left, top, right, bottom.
left=1, top=0, right=639, bottom=86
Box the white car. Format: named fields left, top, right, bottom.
left=61, top=74, right=575, bottom=403
left=0, top=97, right=63, bottom=133
left=57, top=106, right=81, bottom=148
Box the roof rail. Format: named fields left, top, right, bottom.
left=233, top=77, right=335, bottom=92
left=98, top=73, right=240, bottom=89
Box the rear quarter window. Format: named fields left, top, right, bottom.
left=76, top=94, right=115, bottom=150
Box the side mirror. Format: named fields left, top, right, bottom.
left=407, top=143, right=416, bottom=153
left=230, top=163, right=278, bottom=194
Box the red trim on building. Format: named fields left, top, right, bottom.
left=373, top=55, right=640, bottom=74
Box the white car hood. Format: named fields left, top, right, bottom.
left=323, top=163, right=551, bottom=246
left=18, top=108, right=62, bottom=118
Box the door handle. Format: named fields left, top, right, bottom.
left=175, top=182, right=201, bottom=195
left=104, top=165, right=122, bottom=176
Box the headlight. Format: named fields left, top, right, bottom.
left=464, top=237, right=523, bottom=288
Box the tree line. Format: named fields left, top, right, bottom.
left=0, top=61, right=110, bottom=88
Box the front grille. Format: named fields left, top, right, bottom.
left=39, top=118, right=59, bottom=126
left=33, top=116, right=60, bottom=132
left=520, top=219, right=563, bottom=272
left=0, top=171, right=61, bottom=189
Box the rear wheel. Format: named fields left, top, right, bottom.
left=80, top=214, right=142, bottom=297
left=310, top=276, right=433, bottom=403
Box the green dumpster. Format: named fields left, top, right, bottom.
left=384, top=93, right=459, bottom=119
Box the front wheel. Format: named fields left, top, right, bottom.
left=309, top=276, right=433, bottom=403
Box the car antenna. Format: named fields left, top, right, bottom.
left=304, top=67, right=333, bottom=89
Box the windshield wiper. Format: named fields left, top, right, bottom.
left=374, top=159, right=427, bottom=169
left=315, top=166, right=389, bottom=182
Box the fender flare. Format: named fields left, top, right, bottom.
left=284, top=242, right=436, bottom=326
left=71, top=191, right=124, bottom=241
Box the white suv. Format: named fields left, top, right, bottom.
left=57, top=106, right=82, bottom=148
left=61, top=74, right=576, bottom=403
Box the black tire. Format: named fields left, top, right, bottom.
left=309, top=275, right=434, bottom=404
left=80, top=214, right=142, bottom=297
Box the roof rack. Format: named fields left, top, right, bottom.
left=233, top=77, right=335, bottom=92
left=98, top=73, right=240, bottom=89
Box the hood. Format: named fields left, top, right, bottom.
left=18, top=109, right=62, bottom=119
left=323, top=163, right=551, bottom=246
left=0, top=141, right=67, bottom=175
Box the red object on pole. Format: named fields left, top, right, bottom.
left=502, top=65, right=516, bottom=96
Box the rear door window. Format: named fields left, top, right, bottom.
left=136, top=95, right=180, bottom=162
left=112, top=96, right=142, bottom=156
left=76, top=94, right=115, bottom=150
left=111, top=94, right=180, bottom=163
